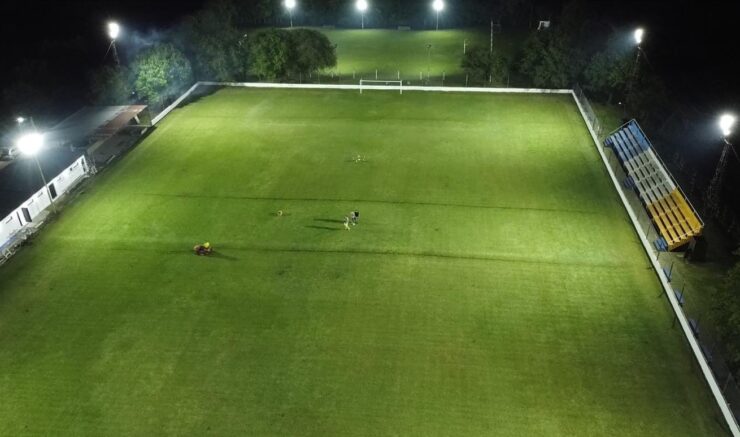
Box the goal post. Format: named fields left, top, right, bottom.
left=359, top=79, right=403, bottom=94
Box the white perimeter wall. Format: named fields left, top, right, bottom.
left=0, top=155, right=89, bottom=248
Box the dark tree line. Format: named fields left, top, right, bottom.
left=86, top=1, right=337, bottom=110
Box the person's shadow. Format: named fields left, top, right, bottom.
left=306, top=218, right=344, bottom=231
left=314, top=218, right=344, bottom=224
left=210, top=252, right=239, bottom=261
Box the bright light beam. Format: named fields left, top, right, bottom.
left=432, top=0, right=444, bottom=30
left=719, top=114, right=736, bottom=138
left=16, top=133, right=44, bottom=156
left=356, top=0, right=368, bottom=29
left=284, top=0, right=296, bottom=27
left=16, top=117, right=25, bottom=124
left=634, top=28, right=644, bottom=45
left=108, top=22, right=120, bottom=40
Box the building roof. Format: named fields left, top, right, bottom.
left=45, top=105, right=147, bottom=147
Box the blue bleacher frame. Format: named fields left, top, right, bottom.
left=604, top=119, right=705, bottom=229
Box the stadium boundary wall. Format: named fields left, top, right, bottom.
left=0, top=155, right=89, bottom=251
left=153, top=81, right=739, bottom=435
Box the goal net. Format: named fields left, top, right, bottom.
left=359, top=80, right=403, bottom=94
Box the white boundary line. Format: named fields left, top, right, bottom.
left=152, top=81, right=740, bottom=434
left=200, top=81, right=572, bottom=94
left=151, top=82, right=202, bottom=125
left=571, top=91, right=740, bottom=437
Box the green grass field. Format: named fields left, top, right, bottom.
left=319, top=28, right=521, bottom=84
left=0, top=87, right=724, bottom=436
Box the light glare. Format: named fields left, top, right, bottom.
left=108, top=22, right=120, bottom=40
left=719, top=114, right=736, bottom=137
left=634, top=28, right=644, bottom=45
left=356, top=0, right=368, bottom=12
left=16, top=117, right=25, bottom=124
left=433, top=0, right=444, bottom=11
left=17, top=133, right=44, bottom=156
left=284, top=0, right=296, bottom=10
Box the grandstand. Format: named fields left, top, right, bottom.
left=605, top=120, right=703, bottom=251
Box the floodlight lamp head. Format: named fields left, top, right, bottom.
left=719, top=114, right=736, bottom=138
left=17, top=133, right=44, bottom=156
left=433, top=0, right=444, bottom=12
left=356, top=0, right=368, bottom=12
left=284, top=0, right=296, bottom=10
left=634, top=28, right=644, bottom=45
left=16, top=116, right=25, bottom=124
left=108, top=22, right=120, bottom=40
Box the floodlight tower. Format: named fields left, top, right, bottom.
left=16, top=116, right=37, bottom=132
left=432, top=0, right=444, bottom=31
left=705, top=114, right=737, bottom=216
left=625, top=27, right=644, bottom=116
left=108, top=21, right=121, bottom=67
left=284, top=0, right=296, bottom=28
left=356, top=0, right=368, bottom=29
left=16, top=133, right=57, bottom=213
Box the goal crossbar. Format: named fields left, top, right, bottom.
left=359, top=79, right=403, bottom=94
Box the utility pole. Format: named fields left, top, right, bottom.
left=490, top=20, right=493, bottom=53
left=705, top=139, right=736, bottom=216
left=706, top=114, right=737, bottom=217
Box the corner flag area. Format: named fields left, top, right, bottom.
left=0, top=88, right=724, bottom=435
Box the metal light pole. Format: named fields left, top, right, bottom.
left=432, top=0, right=444, bottom=31
left=284, top=0, right=296, bottom=28
left=706, top=114, right=737, bottom=216
left=490, top=20, right=493, bottom=53
left=625, top=28, right=644, bottom=117
left=356, top=0, right=368, bottom=29
left=426, top=43, right=432, bottom=80
left=16, top=133, right=57, bottom=214
left=108, top=22, right=121, bottom=67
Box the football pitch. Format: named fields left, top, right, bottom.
left=0, top=88, right=724, bottom=435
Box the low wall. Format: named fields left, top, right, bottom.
left=0, top=155, right=89, bottom=250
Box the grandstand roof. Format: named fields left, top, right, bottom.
left=45, top=105, right=147, bottom=148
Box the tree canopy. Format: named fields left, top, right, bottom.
left=247, top=29, right=293, bottom=81
left=132, top=43, right=193, bottom=108
left=461, top=46, right=508, bottom=86
left=288, top=29, right=337, bottom=77
left=179, top=0, right=248, bottom=81
left=88, top=66, right=132, bottom=105
left=247, top=28, right=336, bottom=80
left=713, top=262, right=740, bottom=380
left=519, top=30, right=574, bottom=88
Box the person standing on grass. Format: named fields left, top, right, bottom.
left=352, top=210, right=359, bottom=225
left=344, top=216, right=351, bottom=230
